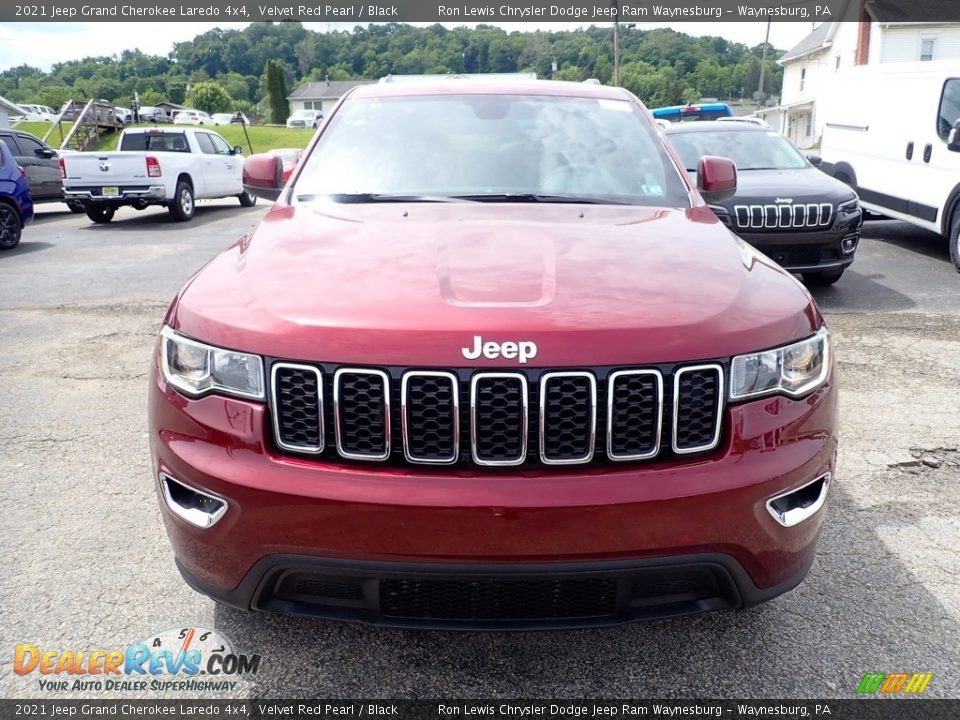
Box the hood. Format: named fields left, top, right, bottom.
left=171, top=202, right=821, bottom=367
left=687, top=166, right=855, bottom=206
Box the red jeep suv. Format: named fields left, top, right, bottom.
left=149, top=80, right=837, bottom=629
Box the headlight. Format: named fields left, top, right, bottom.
left=730, top=329, right=830, bottom=400
left=838, top=197, right=860, bottom=215
left=160, top=326, right=264, bottom=400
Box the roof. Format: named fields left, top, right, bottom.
left=287, top=80, right=377, bottom=100
left=157, top=101, right=183, bottom=109
left=348, top=79, right=632, bottom=101
left=0, top=93, right=23, bottom=116
left=662, top=120, right=768, bottom=135
left=779, top=23, right=834, bottom=64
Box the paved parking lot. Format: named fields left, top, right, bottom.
left=1, top=201, right=958, bottom=699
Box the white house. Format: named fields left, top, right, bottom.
left=0, top=94, right=23, bottom=129
left=760, top=15, right=960, bottom=149
left=286, top=79, right=377, bottom=115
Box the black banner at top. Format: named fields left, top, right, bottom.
left=3, top=1, right=960, bottom=24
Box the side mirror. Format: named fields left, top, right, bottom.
left=37, top=148, right=57, bottom=159
left=243, top=153, right=284, bottom=201
left=697, top=156, right=737, bottom=204
left=948, top=120, right=960, bottom=153
left=232, top=145, right=244, bottom=156
left=806, top=154, right=823, bottom=167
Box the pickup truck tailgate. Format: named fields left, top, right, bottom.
left=62, top=152, right=154, bottom=189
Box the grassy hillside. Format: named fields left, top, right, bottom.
left=86, top=124, right=316, bottom=153
left=12, top=120, right=315, bottom=154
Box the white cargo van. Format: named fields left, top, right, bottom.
left=819, top=61, right=960, bottom=270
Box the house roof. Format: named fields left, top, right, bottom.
left=287, top=80, right=376, bottom=101
left=779, top=23, right=835, bottom=64
left=0, top=93, right=23, bottom=116
left=157, top=101, right=183, bottom=109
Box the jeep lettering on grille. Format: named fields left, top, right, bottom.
left=462, top=336, right=537, bottom=364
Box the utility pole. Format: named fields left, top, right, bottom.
left=613, top=0, right=620, bottom=86
left=757, top=19, right=771, bottom=100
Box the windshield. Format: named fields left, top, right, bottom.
left=294, top=94, right=687, bottom=206
left=668, top=129, right=807, bottom=171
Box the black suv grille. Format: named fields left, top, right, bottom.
left=269, top=362, right=725, bottom=469
left=380, top=578, right=617, bottom=620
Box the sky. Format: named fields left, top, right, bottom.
left=0, top=21, right=817, bottom=72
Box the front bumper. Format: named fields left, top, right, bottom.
left=149, top=361, right=838, bottom=629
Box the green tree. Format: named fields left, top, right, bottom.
left=265, top=59, right=289, bottom=124
left=187, top=81, right=233, bottom=113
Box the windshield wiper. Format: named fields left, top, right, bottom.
left=451, top=193, right=628, bottom=205
left=296, top=193, right=474, bottom=204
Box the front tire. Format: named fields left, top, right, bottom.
left=238, top=191, right=257, bottom=208
left=803, top=269, right=845, bottom=286
left=85, top=205, right=115, bottom=224
left=0, top=202, right=22, bottom=250
left=169, top=181, right=195, bottom=222
left=949, top=211, right=960, bottom=272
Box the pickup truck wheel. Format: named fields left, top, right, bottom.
left=238, top=191, right=257, bottom=208
left=169, top=182, right=195, bottom=222
left=802, top=269, right=845, bottom=286
left=0, top=203, right=22, bottom=250
left=950, top=210, right=960, bottom=272
left=85, top=205, right=115, bottom=224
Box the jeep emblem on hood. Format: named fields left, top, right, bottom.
left=462, top=336, right=537, bottom=364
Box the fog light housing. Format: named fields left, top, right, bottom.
left=841, top=234, right=859, bottom=255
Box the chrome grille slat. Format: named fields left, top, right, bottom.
left=271, top=363, right=324, bottom=454
left=334, top=368, right=391, bottom=461
left=607, top=370, right=663, bottom=461
left=672, top=364, right=724, bottom=454
left=470, top=372, right=528, bottom=467
left=539, top=371, right=596, bottom=465
left=401, top=371, right=459, bottom=465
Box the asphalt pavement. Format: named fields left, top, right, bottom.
left=1, top=202, right=958, bottom=699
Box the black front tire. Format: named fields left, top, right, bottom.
left=238, top=191, right=257, bottom=208
left=85, top=205, right=115, bottom=224
left=949, top=211, right=960, bottom=272
left=0, top=202, right=23, bottom=250
left=169, top=181, right=195, bottom=222
left=803, top=269, right=845, bottom=286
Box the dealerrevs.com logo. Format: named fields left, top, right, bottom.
left=856, top=672, right=933, bottom=695
left=13, top=626, right=260, bottom=692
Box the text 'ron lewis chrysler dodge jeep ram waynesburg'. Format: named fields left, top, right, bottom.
left=149, top=80, right=837, bottom=630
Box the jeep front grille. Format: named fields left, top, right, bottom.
left=270, top=363, right=725, bottom=468
left=733, top=203, right=833, bottom=231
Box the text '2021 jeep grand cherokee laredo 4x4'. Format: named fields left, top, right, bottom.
left=149, top=80, right=837, bottom=630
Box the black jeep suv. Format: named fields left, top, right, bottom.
left=665, top=121, right=862, bottom=286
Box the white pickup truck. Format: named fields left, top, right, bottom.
left=62, top=127, right=256, bottom=223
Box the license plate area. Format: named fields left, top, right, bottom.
left=101, top=186, right=120, bottom=197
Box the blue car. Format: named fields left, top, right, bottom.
left=0, top=137, right=33, bottom=250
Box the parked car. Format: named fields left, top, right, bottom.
left=664, top=121, right=862, bottom=285
left=138, top=106, right=169, bottom=123
left=151, top=80, right=838, bottom=629
left=268, top=147, right=304, bottom=182
left=16, top=104, right=57, bottom=122
left=285, top=109, right=323, bottom=129
left=651, top=102, right=734, bottom=123
left=173, top=109, right=214, bottom=127
left=212, top=112, right=251, bottom=127
left=0, top=139, right=34, bottom=250
left=112, top=106, right=134, bottom=125
left=819, top=60, right=960, bottom=271
left=0, top=128, right=82, bottom=213
left=61, top=127, right=255, bottom=223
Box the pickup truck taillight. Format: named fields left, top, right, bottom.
left=146, top=156, right=162, bottom=178
left=58, top=157, right=65, bottom=179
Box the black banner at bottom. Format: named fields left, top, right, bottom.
left=2, top=700, right=957, bottom=720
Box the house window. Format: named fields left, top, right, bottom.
left=800, top=67, right=806, bottom=92
left=303, top=101, right=317, bottom=110
left=805, top=113, right=813, bottom=137
left=835, top=55, right=841, bottom=71
left=921, top=38, right=936, bottom=62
